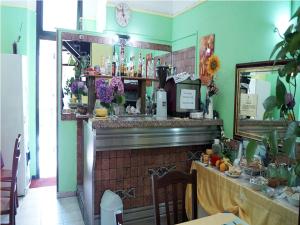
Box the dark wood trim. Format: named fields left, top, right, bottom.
left=236, top=59, right=289, bottom=69
left=61, top=32, right=172, bottom=52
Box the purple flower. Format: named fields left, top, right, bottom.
left=96, top=78, right=114, bottom=103
left=110, top=77, right=124, bottom=94
left=71, top=81, right=78, bottom=93
left=285, top=93, right=295, bottom=109
left=71, top=80, right=87, bottom=96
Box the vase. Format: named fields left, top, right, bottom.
left=206, top=97, right=214, bottom=119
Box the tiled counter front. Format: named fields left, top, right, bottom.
left=94, top=146, right=204, bottom=213
left=82, top=118, right=223, bottom=225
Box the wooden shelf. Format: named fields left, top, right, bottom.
left=81, top=74, right=158, bottom=82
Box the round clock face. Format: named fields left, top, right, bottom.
left=115, top=2, right=131, bottom=27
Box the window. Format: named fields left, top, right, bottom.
left=43, top=0, right=78, bottom=32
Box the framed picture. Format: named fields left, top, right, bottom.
left=199, top=34, right=215, bottom=85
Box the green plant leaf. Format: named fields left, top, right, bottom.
left=284, top=24, right=294, bottom=37
left=276, top=77, right=286, bottom=106
left=263, top=110, right=274, bottom=120
left=270, top=40, right=285, bottom=59
left=275, top=46, right=288, bottom=60
left=263, top=96, right=277, bottom=111
left=294, top=162, right=300, bottom=177
left=282, top=135, right=296, bottom=159
left=291, top=7, right=300, bottom=20
left=246, top=140, right=257, bottom=163
left=262, top=135, right=269, bottom=149
left=269, top=130, right=278, bottom=156
left=288, top=32, right=300, bottom=54
left=278, top=68, right=286, bottom=77
left=286, top=74, right=291, bottom=83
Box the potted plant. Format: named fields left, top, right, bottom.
left=266, top=6, right=300, bottom=217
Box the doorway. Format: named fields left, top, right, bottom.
left=38, top=40, right=57, bottom=179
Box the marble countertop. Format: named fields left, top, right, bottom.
left=90, top=116, right=223, bottom=129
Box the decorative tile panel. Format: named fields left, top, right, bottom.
left=115, top=187, right=136, bottom=200
left=148, top=165, right=176, bottom=177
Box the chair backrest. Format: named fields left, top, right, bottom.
left=151, top=170, right=197, bottom=225
left=10, top=134, right=21, bottom=202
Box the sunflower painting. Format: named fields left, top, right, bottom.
left=199, top=34, right=215, bottom=85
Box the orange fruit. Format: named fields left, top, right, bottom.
left=219, top=163, right=228, bottom=172
left=215, top=160, right=221, bottom=168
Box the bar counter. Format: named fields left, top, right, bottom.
left=82, top=117, right=223, bottom=225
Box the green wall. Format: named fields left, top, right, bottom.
left=1, top=1, right=295, bottom=193
left=0, top=5, right=37, bottom=176
left=172, top=1, right=291, bottom=137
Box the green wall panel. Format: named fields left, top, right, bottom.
left=58, top=121, right=77, bottom=192
left=0, top=5, right=37, bottom=176
left=172, top=1, right=291, bottom=137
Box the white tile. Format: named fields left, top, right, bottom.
left=13, top=186, right=83, bottom=225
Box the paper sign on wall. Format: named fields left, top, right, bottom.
left=240, top=93, right=258, bottom=117
left=180, top=89, right=196, bottom=109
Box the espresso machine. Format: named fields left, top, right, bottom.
left=156, top=65, right=169, bottom=120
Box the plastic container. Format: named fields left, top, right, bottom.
left=101, top=190, right=123, bottom=225
left=212, top=139, right=222, bottom=155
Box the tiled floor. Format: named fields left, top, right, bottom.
left=1, top=186, right=84, bottom=225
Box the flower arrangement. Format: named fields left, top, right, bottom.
left=96, top=77, right=125, bottom=109
left=64, top=78, right=88, bottom=103
left=206, top=54, right=220, bottom=97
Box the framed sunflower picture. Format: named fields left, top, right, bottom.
left=199, top=34, right=215, bottom=85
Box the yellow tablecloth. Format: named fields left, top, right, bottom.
left=178, top=213, right=241, bottom=225
left=186, top=161, right=298, bottom=225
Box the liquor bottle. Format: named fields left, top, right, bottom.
left=142, top=57, right=146, bottom=78
left=105, top=56, right=111, bottom=75
left=156, top=58, right=161, bottom=78
left=112, top=46, right=116, bottom=76
left=138, top=52, right=142, bottom=77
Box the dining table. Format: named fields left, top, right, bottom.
left=186, top=161, right=299, bottom=225
left=178, top=213, right=248, bottom=225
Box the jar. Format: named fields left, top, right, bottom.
left=212, top=139, right=222, bottom=155
left=278, top=163, right=289, bottom=181
left=267, top=163, right=278, bottom=178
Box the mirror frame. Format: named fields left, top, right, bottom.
left=233, top=60, right=289, bottom=141
left=57, top=29, right=172, bottom=120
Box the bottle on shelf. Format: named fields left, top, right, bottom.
left=138, top=52, right=142, bottom=77
left=156, top=58, right=161, bottom=78
left=105, top=56, right=111, bottom=76
left=142, top=57, right=146, bottom=78
left=112, top=46, right=116, bottom=76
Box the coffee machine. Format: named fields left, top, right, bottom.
left=156, top=65, right=169, bottom=120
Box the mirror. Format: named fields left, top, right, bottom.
left=58, top=30, right=172, bottom=117
left=234, top=60, right=299, bottom=140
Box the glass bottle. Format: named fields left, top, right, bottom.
left=142, top=57, right=146, bottom=78
left=212, top=139, right=222, bottom=155
left=111, top=46, right=116, bottom=76
left=138, top=52, right=142, bottom=77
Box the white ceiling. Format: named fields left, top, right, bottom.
left=108, top=0, right=204, bottom=17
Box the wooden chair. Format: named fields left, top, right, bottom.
left=151, top=170, right=197, bottom=225
left=1, top=134, right=21, bottom=225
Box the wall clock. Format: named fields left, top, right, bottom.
left=115, top=2, right=131, bottom=27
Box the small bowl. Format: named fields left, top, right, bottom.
left=249, top=176, right=268, bottom=191
left=95, top=108, right=108, bottom=117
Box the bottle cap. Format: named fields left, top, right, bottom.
left=214, top=139, right=220, bottom=144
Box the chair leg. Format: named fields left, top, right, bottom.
left=16, top=179, right=18, bottom=208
